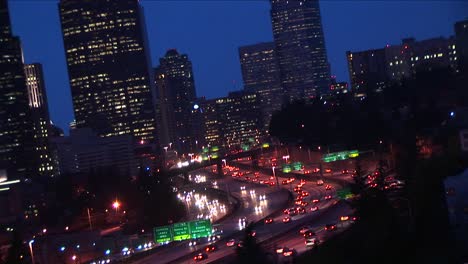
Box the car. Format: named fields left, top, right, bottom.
left=325, top=168, right=332, bottom=173
left=282, top=248, right=297, bottom=257
left=269, top=181, right=276, bottom=186
left=312, top=199, right=320, bottom=203
left=204, top=245, right=217, bottom=252
left=264, top=218, right=273, bottom=224
left=313, top=168, right=320, bottom=173
left=193, top=253, right=208, bottom=262
left=297, top=207, right=306, bottom=214
left=316, top=180, right=324, bottom=186
left=299, top=226, right=311, bottom=234
left=189, top=240, right=197, bottom=247
left=293, top=187, right=302, bottom=193
left=276, top=246, right=288, bottom=254
left=226, top=239, right=236, bottom=247
left=300, top=201, right=309, bottom=207
left=301, top=191, right=309, bottom=197
left=254, top=172, right=260, bottom=177
left=305, top=238, right=319, bottom=247
left=324, top=195, right=332, bottom=200
left=325, top=224, right=337, bottom=231
left=282, top=180, right=288, bottom=185
left=303, top=230, right=315, bottom=238
left=340, top=216, right=349, bottom=221
left=310, top=206, right=319, bottom=212
left=325, top=184, right=332, bottom=190
left=342, top=169, right=349, bottom=174
left=237, top=241, right=244, bottom=248
left=248, top=230, right=256, bottom=237
left=283, top=216, right=291, bottom=223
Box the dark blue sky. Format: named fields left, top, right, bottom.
left=8, top=0, right=468, bottom=133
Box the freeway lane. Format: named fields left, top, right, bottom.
left=132, top=169, right=290, bottom=264
left=172, top=172, right=347, bottom=264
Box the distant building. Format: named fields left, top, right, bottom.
left=50, top=128, right=138, bottom=178
left=445, top=169, right=468, bottom=260
left=154, top=49, right=197, bottom=153
left=270, top=0, right=331, bottom=99
left=0, top=0, right=37, bottom=179
left=329, top=76, right=348, bottom=95
left=59, top=0, right=158, bottom=144
left=455, top=19, right=468, bottom=70
left=239, top=42, right=283, bottom=131
left=24, top=63, right=56, bottom=177
left=347, top=36, right=458, bottom=93
left=200, top=91, right=263, bottom=150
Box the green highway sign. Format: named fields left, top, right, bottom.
left=154, top=219, right=213, bottom=243
left=337, top=188, right=353, bottom=200
left=322, top=150, right=359, bottom=163
left=282, top=164, right=292, bottom=173
left=292, top=162, right=303, bottom=171
left=172, top=222, right=191, bottom=241
left=154, top=225, right=173, bottom=243
left=189, top=220, right=212, bottom=239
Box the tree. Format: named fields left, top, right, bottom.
left=235, top=223, right=268, bottom=264
left=4, top=230, right=26, bottom=264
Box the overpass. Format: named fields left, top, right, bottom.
left=165, top=146, right=276, bottom=181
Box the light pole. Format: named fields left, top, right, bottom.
left=272, top=166, right=279, bottom=189
left=87, top=208, right=93, bottom=230
left=29, top=240, right=35, bottom=264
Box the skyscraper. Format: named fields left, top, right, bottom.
left=0, top=0, right=37, bottom=178
left=347, top=36, right=458, bottom=94
left=455, top=19, right=468, bottom=71
left=200, top=91, right=263, bottom=150
left=270, top=0, right=331, bottom=100
left=154, top=49, right=197, bottom=153
left=59, top=0, right=157, bottom=144
left=239, top=42, right=283, bottom=131
left=24, top=63, right=56, bottom=177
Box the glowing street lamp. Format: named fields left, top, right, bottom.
left=112, top=200, right=121, bottom=212
left=29, top=240, right=35, bottom=264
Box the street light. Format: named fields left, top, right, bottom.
left=221, top=159, right=227, bottom=167
left=112, top=200, right=120, bottom=212
left=272, top=166, right=280, bottom=189
left=29, top=240, right=35, bottom=264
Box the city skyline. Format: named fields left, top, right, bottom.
left=8, top=0, right=468, bottom=133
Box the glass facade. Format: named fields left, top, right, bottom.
left=59, top=0, right=157, bottom=143
left=270, top=0, right=331, bottom=99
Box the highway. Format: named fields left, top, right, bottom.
left=132, top=168, right=290, bottom=264
left=130, top=147, right=377, bottom=264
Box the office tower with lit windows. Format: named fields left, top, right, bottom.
left=154, top=49, right=197, bottom=153
left=200, top=91, right=263, bottom=150
left=270, top=0, right=331, bottom=100
left=0, top=0, right=37, bottom=178
left=347, top=36, right=458, bottom=94
left=239, top=42, right=283, bottom=131
left=455, top=19, right=468, bottom=71
left=59, top=0, right=157, bottom=144
left=24, top=63, right=56, bottom=177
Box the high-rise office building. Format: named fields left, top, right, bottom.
left=270, top=0, right=331, bottom=99
left=347, top=36, right=458, bottom=94
left=0, top=0, right=37, bottom=178
left=239, top=42, right=283, bottom=131
left=346, top=48, right=388, bottom=93
left=24, top=63, right=56, bottom=177
left=455, top=19, right=468, bottom=71
left=154, top=49, right=197, bottom=153
left=59, top=0, right=157, bottom=144
left=200, top=91, right=263, bottom=150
